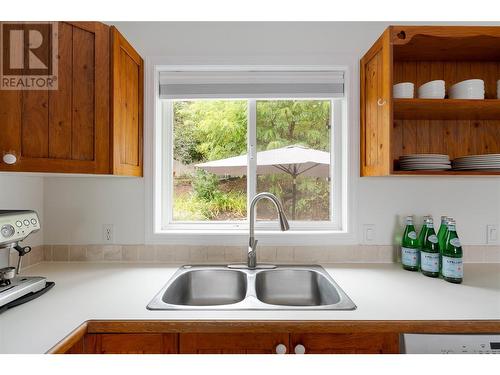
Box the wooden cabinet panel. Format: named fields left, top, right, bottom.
left=179, top=333, right=290, bottom=354
left=290, top=333, right=400, bottom=354
left=48, top=21, right=72, bottom=159
left=111, top=26, right=144, bottom=177
left=85, top=333, right=178, bottom=354
left=71, top=26, right=96, bottom=162
left=360, top=28, right=392, bottom=176
left=0, top=21, right=110, bottom=174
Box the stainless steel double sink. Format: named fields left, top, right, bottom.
left=147, top=265, right=356, bottom=310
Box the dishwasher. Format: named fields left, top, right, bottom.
left=402, top=334, right=500, bottom=354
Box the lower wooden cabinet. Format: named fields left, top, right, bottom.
left=61, top=331, right=398, bottom=354
left=53, top=320, right=500, bottom=355
left=179, top=333, right=290, bottom=354
left=85, top=333, right=178, bottom=354
left=290, top=333, right=400, bottom=354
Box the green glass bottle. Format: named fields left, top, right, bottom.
left=420, top=217, right=440, bottom=278
left=401, top=216, right=419, bottom=271
left=417, top=215, right=430, bottom=249
left=441, top=220, right=463, bottom=284
left=437, top=216, right=450, bottom=273
left=437, top=216, right=449, bottom=252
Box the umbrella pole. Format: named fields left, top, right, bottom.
left=292, top=175, right=297, bottom=220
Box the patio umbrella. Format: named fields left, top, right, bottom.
left=196, top=145, right=330, bottom=219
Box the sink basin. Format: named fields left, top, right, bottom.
left=162, top=269, right=247, bottom=306
left=147, top=265, right=356, bottom=310
left=255, top=269, right=341, bottom=306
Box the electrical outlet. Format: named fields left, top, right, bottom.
left=363, top=224, right=375, bottom=244
left=487, top=224, right=498, bottom=244
left=103, top=224, right=114, bottom=243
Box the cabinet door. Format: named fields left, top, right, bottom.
left=111, top=26, right=144, bottom=177
left=0, top=22, right=110, bottom=174
left=360, top=28, right=392, bottom=176
left=290, top=333, right=400, bottom=354
left=179, top=333, right=290, bottom=354
left=85, top=333, right=178, bottom=354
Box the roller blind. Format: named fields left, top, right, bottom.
left=159, top=70, right=344, bottom=99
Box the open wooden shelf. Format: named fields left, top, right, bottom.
left=360, top=26, right=500, bottom=176
left=394, top=99, right=500, bottom=120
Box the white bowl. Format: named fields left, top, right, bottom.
left=451, top=79, right=484, bottom=90
left=393, top=82, right=414, bottom=98
left=418, top=80, right=445, bottom=99
left=449, top=80, right=485, bottom=99
left=497, top=80, right=500, bottom=99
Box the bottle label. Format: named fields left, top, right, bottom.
left=442, top=256, right=463, bottom=279
left=450, top=238, right=461, bottom=247
left=428, top=234, right=438, bottom=244
left=421, top=251, right=439, bottom=273
left=408, top=231, right=417, bottom=240
left=402, top=247, right=419, bottom=267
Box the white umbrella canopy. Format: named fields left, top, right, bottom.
left=195, top=145, right=330, bottom=178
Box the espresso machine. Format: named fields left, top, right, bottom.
left=0, top=210, right=54, bottom=312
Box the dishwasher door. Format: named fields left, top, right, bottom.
left=402, top=334, right=500, bottom=354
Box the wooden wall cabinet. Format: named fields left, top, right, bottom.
left=0, top=22, right=143, bottom=176
left=360, top=26, right=500, bottom=176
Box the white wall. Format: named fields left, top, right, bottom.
left=36, top=22, right=500, bottom=245
left=0, top=175, right=44, bottom=246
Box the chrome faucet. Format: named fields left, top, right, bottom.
left=247, top=192, right=290, bottom=269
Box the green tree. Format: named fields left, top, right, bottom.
left=174, top=100, right=247, bottom=163
left=256, top=100, right=330, bottom=151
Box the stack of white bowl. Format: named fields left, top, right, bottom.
left=393, top=82, right=414, bottom=98
left=449, top=79, right=485, bottom=99
left=399, top=154, right=451, bottom=171
left=417, top=80, right=446, bottom=99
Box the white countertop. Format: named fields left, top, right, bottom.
left=1, top=262, right=499, bottom=353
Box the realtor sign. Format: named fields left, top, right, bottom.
left=1, top=22, right=58, bottom=90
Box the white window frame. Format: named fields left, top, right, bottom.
left=146, top=63, right=355, bottom=246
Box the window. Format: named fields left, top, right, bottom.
left=155, top=68, right=346, bottom=234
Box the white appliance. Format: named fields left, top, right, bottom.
left=403, top=334, right=500, bottom=354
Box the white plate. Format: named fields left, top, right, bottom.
left=400, top=159, right=450, bottom=163
left=401, top=165, right=451, bottom=171
left=400, top=159, right=449, bottom=162
left=453, top=167, right=500, bottom=171
left=453, top=160, right=500, bottom=165
left=400, top=165, right=452, bottom=170
left=454, top=154, right=500, bottom=160
left=400, top=154, right=449, bottom=158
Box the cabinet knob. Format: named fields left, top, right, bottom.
left=377, top=98, right=386, bottom=107
left=2, top=153, right=17, bottom=165
left=275, top=343, right=287, bottom=354
left=294, top=344, right=306, bottom=354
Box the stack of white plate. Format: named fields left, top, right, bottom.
left=399, top=154, right=451, bottom=170
left=449, top=79, right=485, bottom=99
left=452, top=154, right=500, bottom=171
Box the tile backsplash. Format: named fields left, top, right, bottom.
left=34, top=244, right=500, bottom=265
